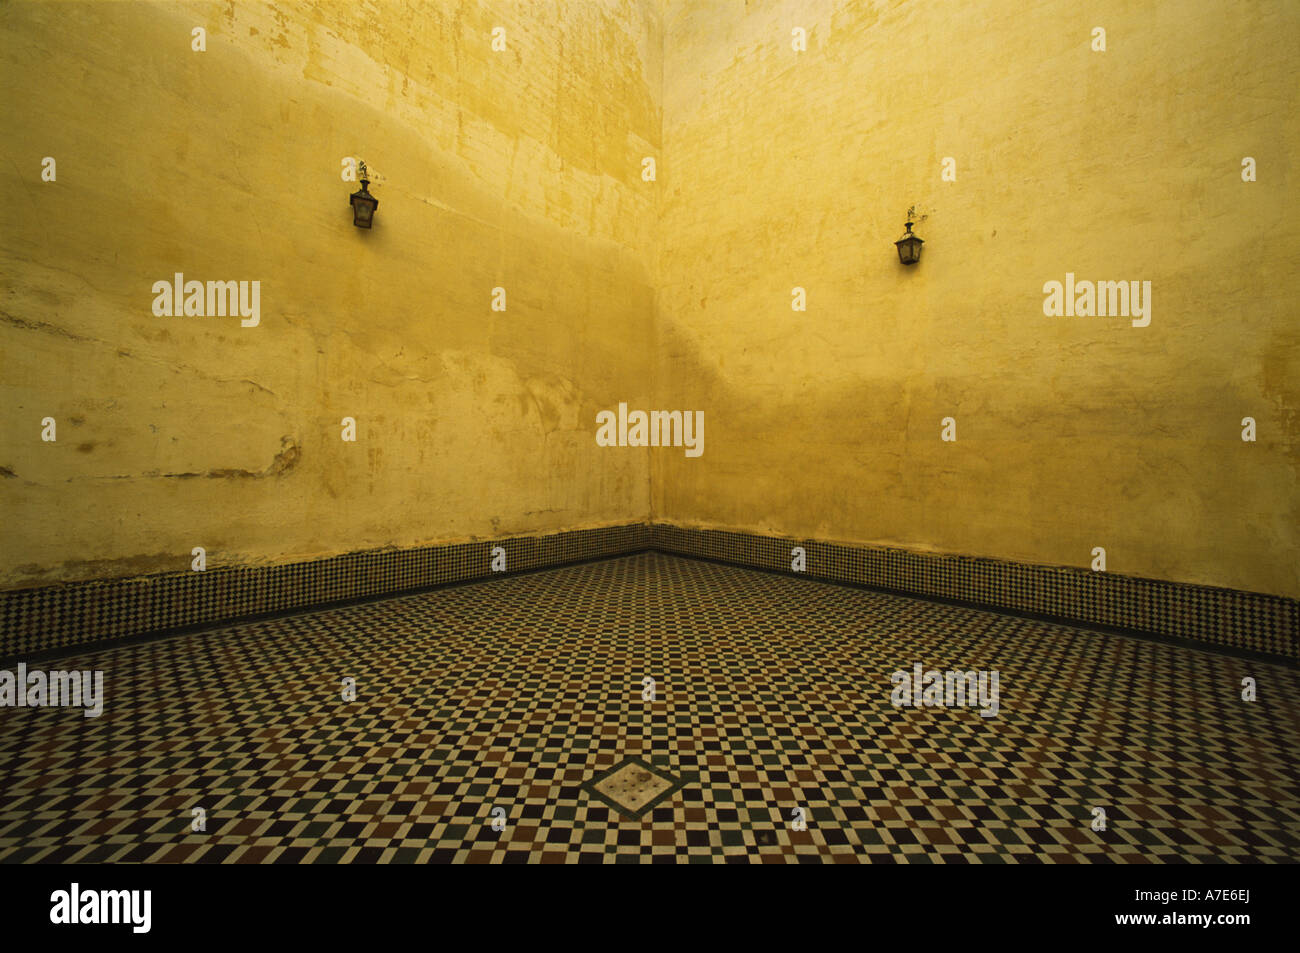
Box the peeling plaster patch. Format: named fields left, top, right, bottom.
left=2, top=315, right=277, bottom=403
left=164, top=436, right=300, bottom=480
left=65, top=437, right=301, bottom=483
left=0, top=309, right=97, bottom=345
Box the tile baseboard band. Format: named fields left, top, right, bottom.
left=649, top=523, right=1298, bottom=665
left=0, top=523, right=652, bottom=663
left=1, top=521, right=1294, bottom=665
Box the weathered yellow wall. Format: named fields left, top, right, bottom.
left=1, top=0, right=660, bottom=586
left=5, top=1, right=1297, bottom=601
left=655, top=0, right=1300, bottom=598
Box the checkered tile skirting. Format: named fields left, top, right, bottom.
left=1, top=522, right=1295, bottom=663
left=0, top=524, right=651, bottom=661
left=649, top=524, right=1299, bottom=664
left=1, top=553, right=1296, bottom=863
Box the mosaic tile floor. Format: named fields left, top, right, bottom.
left=1, top=553, right=1297, bottom=863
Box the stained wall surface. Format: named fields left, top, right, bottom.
left=654, top=0, right=1300, bottom=598
left=1, top=0, right=660, bottom=587
left=5, top=0, right=1298, bottom=603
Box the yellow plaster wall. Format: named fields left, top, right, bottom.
left=4, top=0, right=1297, bottom=601
left=0, top=0, right=661, bottom=586
left=654, top=0, right=1300, bottom=598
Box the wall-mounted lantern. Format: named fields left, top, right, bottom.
left=895, top=215, right=923, bottom=266
left=349, top=160, right=378, bottom=229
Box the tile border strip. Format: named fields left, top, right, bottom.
left=0, top=523, right=651, bottom=662
left=1, top=521, right=1295, bottom=664
left=648, top=523, right=1299, bottom=664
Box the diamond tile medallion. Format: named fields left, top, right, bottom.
left=585, top=758, right=686, bottom=819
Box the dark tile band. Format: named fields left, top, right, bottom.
left=0, top=523, right=651, bottom=662
left=1, top=521, right=1295, bottom=663
left=649, top=524, right=1299, bottom=664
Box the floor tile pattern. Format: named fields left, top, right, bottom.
left=2, top=553, right=1296, bottom=863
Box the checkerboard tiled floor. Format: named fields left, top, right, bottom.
left=1, top=553, right=1296, bottom=863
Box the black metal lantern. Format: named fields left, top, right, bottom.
left=349, top=163, right=378, bottom=228
left=895, top=219, right=923, bottom=265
